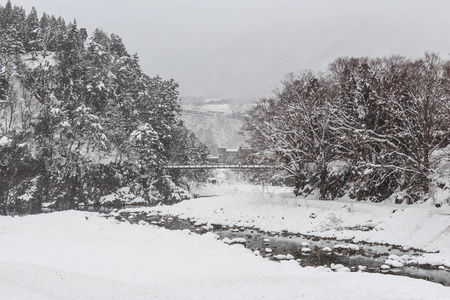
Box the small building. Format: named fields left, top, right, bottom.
left=226, top=148, right=238, bottom=163
left=218, top=147, right=251, bottom=163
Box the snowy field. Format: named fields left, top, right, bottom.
left=0, top=171, right=449, bottom=299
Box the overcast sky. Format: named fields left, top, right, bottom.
left=6, top=0, right=450, bottom=100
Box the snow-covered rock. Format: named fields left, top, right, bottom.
left=275, top=254, right=287, bottom=260
left=333, top=244, right=349, bottom=250
left=202, top=225, right=213, bottom=230
left=348, top=244, right=360, bottom=251
left=222, top=237, right=232, bottom=244
left=330, top=264, right=345, bottom=270
left=286, top=254, right=295, bottom=260
left=385, top=259, right=404, bottom=268
left=230, top=238, right=247, bottom=244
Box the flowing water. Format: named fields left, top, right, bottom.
left=111, top=211, right=450, bottom=286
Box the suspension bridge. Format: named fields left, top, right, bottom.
left=162, top=164, right=278, bottom=170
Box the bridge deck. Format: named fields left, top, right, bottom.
left=162, top=164, right=277, bottom=170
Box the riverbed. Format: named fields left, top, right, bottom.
left=110, top=210, right=450, bottom=286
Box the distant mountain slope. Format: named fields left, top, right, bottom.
left=180, top=109, right=246, bottom=156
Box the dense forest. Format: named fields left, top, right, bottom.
left=0, top=1, right=208, bottom=215
left=243, top=55, right=450, bottom=204
left=1, top=1, right=448, bottom=215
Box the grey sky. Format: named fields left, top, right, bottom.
left=6, top=0, right=450, bottom=100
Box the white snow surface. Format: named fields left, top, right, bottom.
left=0, top=211, right=449, bottom=299
left=1, top=171, right=449, bottom=299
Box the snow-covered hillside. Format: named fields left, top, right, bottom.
left=181, top=101, right=250, bottom=156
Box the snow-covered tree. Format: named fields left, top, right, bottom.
left=0, top=3, right=216, bottom=213
left=25, top=7, right=41, bottom=54
left=392, top=54, right=450, bottom=198
left=0, top=24, right=25, bottom=56
left=56, top=21, right=84, bottom=95
left=0, top=1, right=13, bottom=29
left=244, top=54, right=450, bottom=202
left=244, top=72, right=340, bottom=198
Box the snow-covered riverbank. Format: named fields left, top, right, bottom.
left=0, top=171, right=449, bottom=298
left=140, top=174, right=450, bottom=269
left=0, top=210, right=449, bottom=299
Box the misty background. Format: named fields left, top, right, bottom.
left=8, top=0, right=450, bottom=100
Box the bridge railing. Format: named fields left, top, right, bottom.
left=161, top=164, right=278, bottom=170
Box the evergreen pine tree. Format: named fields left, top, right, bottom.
left=0, top=1, right=13, bottom=28
left=38, top=12, right=50, bottom=56
left=83, top=29, right=113, bottom=111
left=0, top=24, right=25, bottom=55
left=25, top=7, right=41, bottom=54
left=56, top=20, right=84, bottom=106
